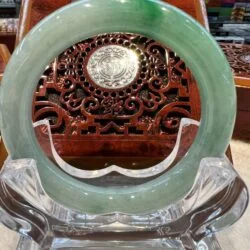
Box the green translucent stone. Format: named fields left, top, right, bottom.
left=0, top=0, right=236, bottom=214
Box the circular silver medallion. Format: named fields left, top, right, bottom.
left=87, top=45, right=139, bottom=89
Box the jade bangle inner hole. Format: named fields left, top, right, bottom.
left=32, top=32, right=200, bottom=184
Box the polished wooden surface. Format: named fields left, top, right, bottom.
left=0, top=137, right=8, bottom=168
left=233, top=87, right=250, bottom=140
left=0, top=44, right=11, bottom=65
left=16, top=0, right=71, bottom=44
left=0, top=52, right=5, bottom=80
left=0, top=44, right=10, bottom=166
left=0, top=43, right=11, bottom=80
left=0, top=32, right=15, bottom=53
left=165, top=0, right=209, bottom=29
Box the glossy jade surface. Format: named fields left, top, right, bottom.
left=0, top=0, right=236, bottom=214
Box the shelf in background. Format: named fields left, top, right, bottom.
left=209, top=20, right=250, bottom=24
left=0, top=0, right=16, bottom=9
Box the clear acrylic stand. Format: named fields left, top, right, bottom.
left=0, top=119, right=248, bottom=250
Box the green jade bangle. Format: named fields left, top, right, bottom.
left=0, top=0, right=236, bottom=214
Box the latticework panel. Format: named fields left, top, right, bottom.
left=33, top=33, right=201, bottom=160
left=220, top=43, right=250, bottom=78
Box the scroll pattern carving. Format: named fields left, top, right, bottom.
left=220, top=43, right=250, bottom=78
left=32, top=33, right=200, bottom=162
left=33, top=33, right=199, bottom=139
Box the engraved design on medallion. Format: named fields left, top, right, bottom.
left=87, top=45, right=139, bottom=89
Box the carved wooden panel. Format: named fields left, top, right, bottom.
left=222, top=43, right=250, bottom=141
left=13, top=0, right=209, bottom=168
left=220, top=43, right=250, bottom=79
left=33, top=33, right=201, bottom=160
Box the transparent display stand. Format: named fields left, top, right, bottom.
left=0, top=118, right=248, bottom=250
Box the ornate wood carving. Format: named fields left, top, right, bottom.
left=221, top=43, right=250, bottom=141
left=12, top=0, right=213, bottom=169
left=220, top=43, right=250, bottom=79
left=33, top=33, right=201, bottom=163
